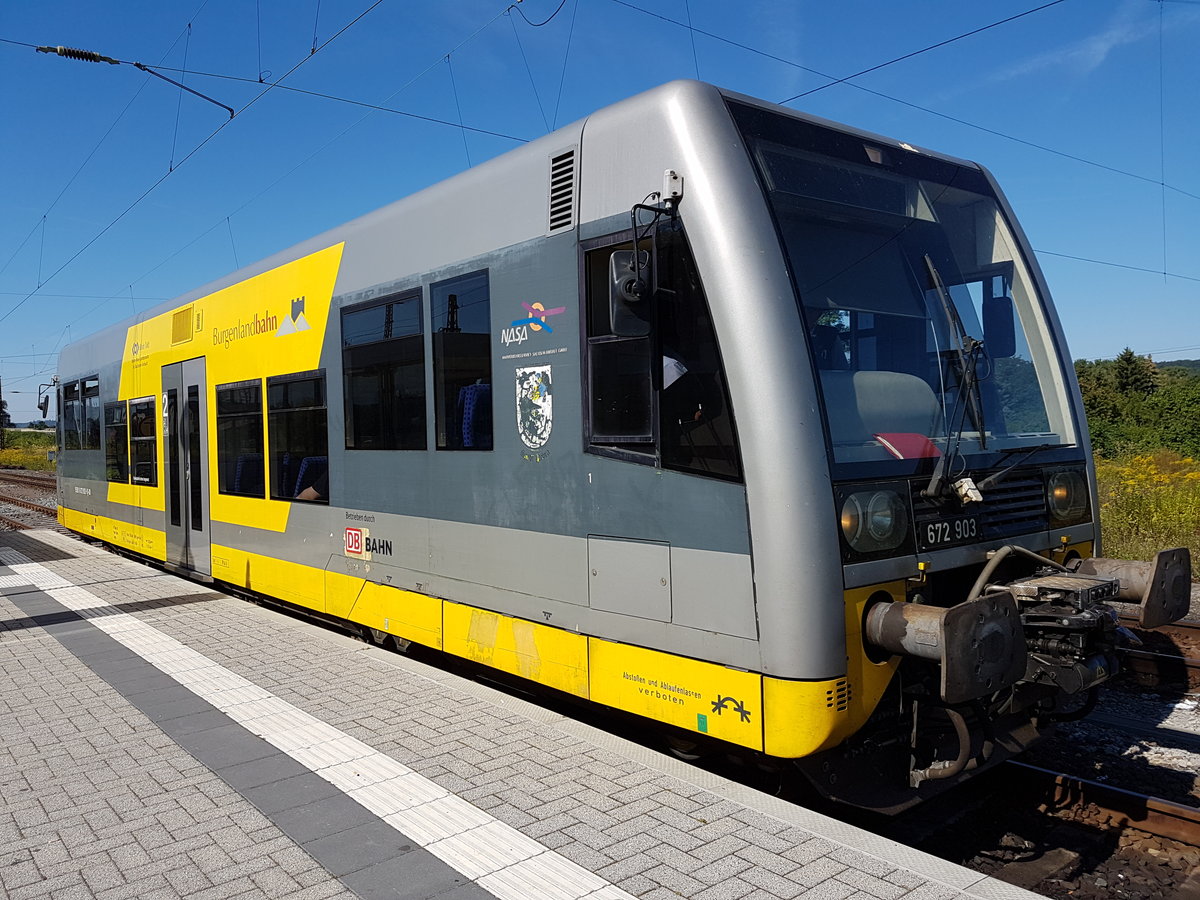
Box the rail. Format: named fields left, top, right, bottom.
left=0, top=493, right=57, bottom=517
left=1007, top=760, right=1200, bottom=847
left=0, top=470, right=57, bottom=490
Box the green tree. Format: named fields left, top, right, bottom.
left=1113, top=347, right=1158, bottom=397
left=1076, top=353, right=1200, bottom=457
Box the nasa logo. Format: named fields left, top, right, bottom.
left=501, top=324, right=529, bottom=347
left=345, top=527, right=364, bottom=555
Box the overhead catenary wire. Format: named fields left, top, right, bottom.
left=5, top=0, right=1195, bottom=358
left=606, top=0, right=1200, bottom=204
left=445, top=54, right=472, bottom=167
left=0, top=0, right=389, bottom=329
left=168, top=23, right=194, bottom=169
left=683, top=0, right=700, bottom=80
left=551, top=0, right=581, bottom=128
left=780, top=0, right=1073, bottom=102
left=513, top=0, right=571, bottom=27
left=23, top=0, right=528, bottom=344
left=33, top=44, right=234, bottom=118
left=1034, top=248, right=1200, bottom=284
left=0, top=10, right=205, bottom=282
left=508, top=10, right=550, bottom=132
left=90, top=64, right=534, bottom=142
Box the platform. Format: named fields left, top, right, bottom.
left=0, top=528, right=1037, bottom=900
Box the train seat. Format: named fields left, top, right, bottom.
left=457, top=383, right=492, bottom=449
left=819, top=370, right=943, bottom=451
left=233, top=452, right=264, bottom=495
left=293, top=455, right=328, bottom=497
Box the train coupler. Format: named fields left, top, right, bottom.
left=1072, top=548, right=1191, bottom=629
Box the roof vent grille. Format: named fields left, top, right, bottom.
left=172, top=306, right=195, bottom=345
left=548, top=149, right=576, bottom=233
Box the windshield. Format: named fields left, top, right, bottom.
left=730, top=102, right=1075, bottom=471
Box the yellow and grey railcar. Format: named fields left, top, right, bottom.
left=55, top=81, right=1190, bottom=810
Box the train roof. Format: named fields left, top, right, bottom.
left=60, top=79, right=983, bottom=360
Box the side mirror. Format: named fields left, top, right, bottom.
left=608, top=250, right=651, bottom=337
left=983, top=294, right=1016, bottom=358
left=38, top=394, right=50, bottom=418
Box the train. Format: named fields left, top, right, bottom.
left=54, top=80, right=1191, bottom=811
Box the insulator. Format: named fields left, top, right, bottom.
left=36, top=45, right=119, bottom=64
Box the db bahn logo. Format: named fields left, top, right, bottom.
left=344, top=527, right=393, bottom=559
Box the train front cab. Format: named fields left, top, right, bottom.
left=716, top=97, right=1193, bottom=809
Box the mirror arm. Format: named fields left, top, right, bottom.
left=629, top=199, right=678, bottom=301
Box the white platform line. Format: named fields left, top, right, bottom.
left=1, top=552, right=636, bottom=900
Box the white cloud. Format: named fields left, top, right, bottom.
left=986, top=0, right=1195, bottom=85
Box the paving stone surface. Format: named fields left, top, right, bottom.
left=0, top=529, right=1036, bottom=900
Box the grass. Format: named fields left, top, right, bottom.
left=0, top=429, right=57, bottom=472
left=1095, top=450, right=1200, bottom=581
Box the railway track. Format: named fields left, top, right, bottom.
left=0, top=474, right=61, bottom=531
left=1119, top=616, right=1200, bottom=692
left=1011, top=760, right=1200, bottom=847
left=0, top=470, right=57, bottom=491
left=1123, top=647, right=1200, bottom=692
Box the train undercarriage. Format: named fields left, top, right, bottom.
left=798, top=545, right=1192, bottom=813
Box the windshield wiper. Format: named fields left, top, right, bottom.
left=976, top=443, right=1070, bottom=491
left=921, top=338, right=985, bottom=502
left=922, top=254, right=986, bottom=504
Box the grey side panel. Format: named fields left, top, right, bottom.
left=580, top=81, right=846, bottom=678
left=214, top=513, right=763, bottom=671
left=587, top=536, right=671, bottom=622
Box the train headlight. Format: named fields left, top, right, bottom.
left=1046, top=468, right=1089, bottom=526
left=840, top=490, right=908, bottom=553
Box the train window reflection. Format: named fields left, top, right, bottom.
left=61, top=382, right=82, bottom=450
left=342, top=290, right=426, bottom=450
left=217, top=380, right=265, bottom=498
left=267, top=371, right=328, bottom=502
left=431, top=271, right=492, bottom=451
left=656, top=224, right=741, bottom=480
left=128, top=397, right=157, bottom=486
left=584, top=228, right=742, bottom=480
left=104, top=401, right=128, bottom=483
left=82, top=377, right=101, bottom=450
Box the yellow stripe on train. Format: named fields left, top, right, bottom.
left=62, top=513, right=869, bottom=757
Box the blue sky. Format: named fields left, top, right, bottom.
left=2, top=0, right=1197, bottom=421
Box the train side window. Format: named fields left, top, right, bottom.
left=267, top=371, right=328, bottom=502
left=216, top=380, right=265, bottom=498
left=585, top=239, right=653, bottom=449
left=656, top=225, right=741, bottom=480
left=62, top=382, right=82, bottom=450
left=104, top=401, right=129, bottom=483
left=342, top=290, right=426, bottom=450
left=82, top=377, right=101, bottom=450
left=128, top=397, right=157, bottom=486
left=431, top=271, right=492, bottom=450
left=584, top=227, right=742, bottom=481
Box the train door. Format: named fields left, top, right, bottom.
left=162, top=359, right=211, bottom=577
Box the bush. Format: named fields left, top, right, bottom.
left=0, top=429, right=56, bottom=472
left=1095, top=450, right=1200, bottom=581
